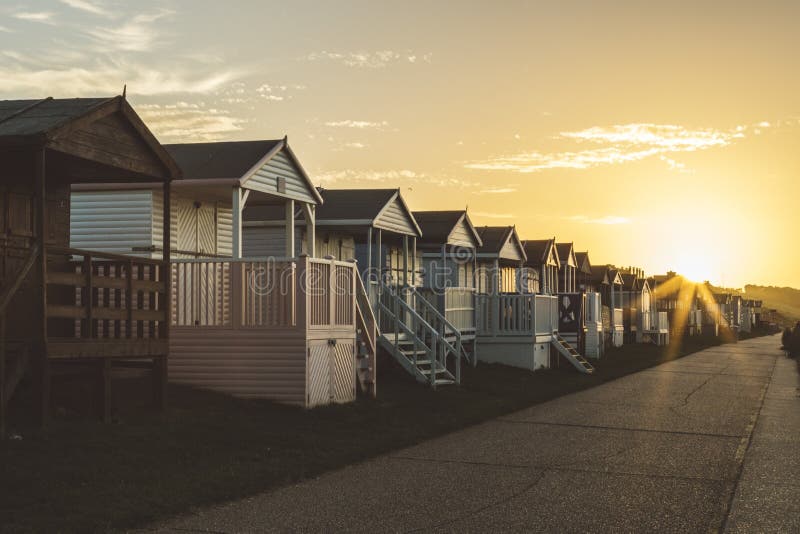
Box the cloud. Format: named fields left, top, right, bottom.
left=324, top=119, right=389, bottom=129
left=13, top=12, right=56, bottom=24
left=343, top=142, right=368, bottom=149
left=0, top=25, right=13, bottom=32
left=464, top=123, right=758, bottom=173
left=479, top=187, right=516, bottom=194
left=0, top=61, right=237, bottom=96
left=305, top=50, right=431, bottom=68
left=137, top=102, right=246, bottom=142
left=58, top=0, right=112, bottom=17
left=315, top=169, right=478, bottom=189
left=568, top=215, right=630, bottom=225
left=86, top=9, right=174, bottom=52
left=659, top=155, right=694, bottom=174
left=471, top=211, right=514, bottom=219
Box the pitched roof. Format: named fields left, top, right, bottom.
left=522, top=239, right=559, bottom=267
left=575, top=251, right=593, bottom=275
left=413, top=210, right=482, bottom=247
left=589, top=265, right=610, bottom=284
left=476, top=226, right=509, bottom=253
left=0, top=97, right=112, bottom=140
left=164, top=140, right=283, bottom=180
left=315, top=188, right=422, bottom=236
left=555, top=242, right=577, bottom=268
left=621, top=273, right=639, bottom=290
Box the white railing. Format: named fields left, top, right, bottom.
left=476, top=294, right=558, bottom=336
left=305, top=257, right=356, bottom=329
left=171, top=256, right=356, bottom=330
left=613, top=308, right=623, bottom=327
left=418, top=287, right=476, bottom=333
left=643, top=310, right=669, bottom=332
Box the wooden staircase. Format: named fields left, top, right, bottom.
left=551, top=333, right=595, bottom=374
left=376, top=284, right=461, bottom=388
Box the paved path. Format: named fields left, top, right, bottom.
left=151, top=336, right=798, bottom=532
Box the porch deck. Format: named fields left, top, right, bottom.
left=168, top=256, right=361, bottom=407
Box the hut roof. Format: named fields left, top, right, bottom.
left=164, top=140, right=282, bottom=180
left=413, top=210, right=482, bottom=247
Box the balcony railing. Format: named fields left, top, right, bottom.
left=417, top=287, right=476, bottom=333
left=476, top=293, right=558, bottom=337
left=171, top=256, right=356, bottom=331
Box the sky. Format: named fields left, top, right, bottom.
left=1, top=0, right=798, bottom=288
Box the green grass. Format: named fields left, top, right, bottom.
left=0, top=334, right=741, bottom=532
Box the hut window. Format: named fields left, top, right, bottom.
left=500, top=267, right=517, bottom=293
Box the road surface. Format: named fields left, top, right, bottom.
left=149, top=335, right=799, bottom=532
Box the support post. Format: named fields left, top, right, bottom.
left=97, top=358, right=112, bottom=423
left=301, top=203, right=315, bottom=258
left=34, top=147, right=49, bottom=427
left=366, top=226, right=372, bottom=286
left=285, top=199, right=295, bottom=258
left=232, top=187, right=242, bottom=259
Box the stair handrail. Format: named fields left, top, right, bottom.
left=379, top=282, right=460, bottom=384
left=0, top=242, right=41, bottom=315
left=407, top=286, right=464, bottom=376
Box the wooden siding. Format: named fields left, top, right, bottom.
left=49, top=111, right=168, bottom=179
left=217, top=204, right=233, bottom=256
left=304, top=230, right=356, bottom=260
left=169, top=326, right=307, bottom=405
left=499, top=235, right=523, bottom=262
left=448, top=218, right=477, bottom=248
left=245, top=150, right=317, bottom=204
left=243, top=226, right=302, bottom=258
left=374, top=196, right=417, bottom=235
left=70, top=190, right=154, bottom=257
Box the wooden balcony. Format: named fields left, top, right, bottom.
left=476, top=294, right=558, bottom=338
left=169, top=256, right=359, bottom=406
left=45, top=247, right=169, bottom=359
left=642, top=311, right=669, bottom=333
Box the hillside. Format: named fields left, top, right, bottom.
left=743, top=285, right=800, bottom=323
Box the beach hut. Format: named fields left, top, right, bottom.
left=71, top=138, right=364, bottom=407
left=244, top=188, right=463, bottom=388
left=413, top=210, right=482, bottom=357
left=575, top=251, right=603, bottom=358
left=522, top=238, right=559, bottom=295
left=588, top=265, right=624, bottom=348
left=0, top=95, right=179, bottom=433
left=474, top=228, right=593, bottom=374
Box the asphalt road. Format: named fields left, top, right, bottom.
left=148, top=335, right=799, bottom=533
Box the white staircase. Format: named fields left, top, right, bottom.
left=551, top=333, right=595, bottom=374
left=376, top=284, right=462, bottom=388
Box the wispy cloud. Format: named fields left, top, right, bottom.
left=568, top=215, right=630, bottom=225
left=315, top=169, right=478, bottom=189
left=471, top=211, right=514, bottom=219
left=59, top=0, right=112, bottom=17
left=479, top=187, right=516, bottom=194
left=137, top=102, right=246, bottom=142
left=324, top=119, right=389, bottom=129
left=659, top=155, right=694, bottom=174
left=13, top=12, right=56, bottom=24
left=464, top=123, right=755, bottom=173
left=86, top=9, right=174, bottom=51
left=0, top=61, right=237, bottom=96
left=0, top=25, right=13, bottom=33
left=305, top=50, right=432, bottom=68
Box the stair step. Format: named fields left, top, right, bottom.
left=434, top=379, right=455, bottom=386
left=420, top=368, right=448, bottom=376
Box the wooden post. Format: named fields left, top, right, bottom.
left=285, top=199, right=295, bottom=258
left=411, top=237, right=417, bottom=287
left=158, top=180, right=171, bottom=411
left=1, top=314, right=6, bottom=438
left=34, top=147, right=49, bottom=427
left=402, top=235, right=409, bottom=288
left=302, top=203, right=315, bottom=258
left=365, top=226, right=372, bottom=287
left=232, top=187, right=242, bottom=259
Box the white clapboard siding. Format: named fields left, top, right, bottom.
left=243, top=226, right=303, bottom=258
left=448, top=218, right=478, bottom=248
left=374, top=196, right=417, bottom=235
left=499, top=234, right=523, bottom=261
left=245, top=150, right=317, bottom=204
left=70, top=190, right=154, bottom=257
left=216, top=204, right=233, bottom=257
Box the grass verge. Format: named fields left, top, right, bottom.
left=0, top=334, right=751, bottom=532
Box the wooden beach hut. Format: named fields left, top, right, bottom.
left=0, top=95, right=179, bottom=433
